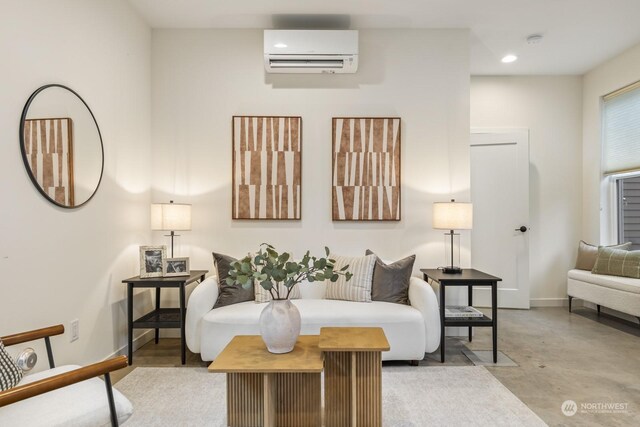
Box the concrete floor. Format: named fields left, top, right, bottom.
left=113, top=306, right=640, bottom=426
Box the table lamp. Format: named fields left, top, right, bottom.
left=151, top=200, right=192, bottom=257
left=432, top=199, right=473, bottom=274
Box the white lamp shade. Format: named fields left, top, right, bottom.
left=151, top=203, right=192, bottom=231
left=432, top=201, right=473, bottom=230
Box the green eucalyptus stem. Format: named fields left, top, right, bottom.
left=225, top=243, right=353, bottom=300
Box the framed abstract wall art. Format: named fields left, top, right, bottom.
left=232, top=116, right=302, bottom=220
left=332, top=117, right=401, bottom=221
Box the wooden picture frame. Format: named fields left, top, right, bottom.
left=332, top=117, right=401, bottom=221
left=164, top=257, right=190, bottom=277
left=139, top=245, right=167, bottom=278
left=232, top=116, right=302, bottom=220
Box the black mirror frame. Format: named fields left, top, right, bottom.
left=19, top=84, right=105, bottom=209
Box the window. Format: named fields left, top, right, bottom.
left=604, top=81, right=640, bottom=247
left=616, top=175, right=640, bottom=249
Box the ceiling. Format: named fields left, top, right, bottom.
left=128, top=0, right=640, bottom=75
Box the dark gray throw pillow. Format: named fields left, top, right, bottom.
left=212, top=252, right=254, bottom=309
left=365, top=250, right=416, bottom=305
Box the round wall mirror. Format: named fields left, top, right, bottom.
left=20, top=84, right=104, bottom=208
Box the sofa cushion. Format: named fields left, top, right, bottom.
left=0, top=365, right=132, bottom=426
left=297, top=280, right=326, bottom=299
left=592, top=247, right=640, bottom=278
left=325, top=254, right=376, bottom=302
left=0, top=339, right=22, bottom=391
left=575, top=240, right=631, bottom=271
left=568, top=269, right=640, bottom=294
left=366, top=250, right=415, bottom=305
left=205, top=298, right=423, bottom=325
left=201, top=299, right=426, bottom=361
left=212, top=252, right=254, bottom=308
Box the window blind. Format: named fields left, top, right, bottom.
left=603, top=82, right=640, bottom=175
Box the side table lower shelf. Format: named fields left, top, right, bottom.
left=444, top=315, right=493, bottom=327
left=133, top=308, right=181, bottom=328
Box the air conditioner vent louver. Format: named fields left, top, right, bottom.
left=269, top=59, right=344, bottom=69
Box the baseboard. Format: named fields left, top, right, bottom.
left=530, top=298, right=569, bottom=307
left=106, top=330, right=155, bottom=361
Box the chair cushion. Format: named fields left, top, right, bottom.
left=325, top=254, right=376, bottom=302
left=568, top=269, right=640, bottom=294
left=0, top=365, right=133, bottom=427
left=0, top=340, right=22, bottom=391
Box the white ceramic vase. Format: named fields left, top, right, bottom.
left=259, top=299, right=301, bottom=354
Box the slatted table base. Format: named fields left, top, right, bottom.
left=324, top=351, right=382, bottom=427
left=226, top=372, right=321, bottom=427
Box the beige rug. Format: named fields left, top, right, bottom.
left=115, top=366, right=546, bottom=426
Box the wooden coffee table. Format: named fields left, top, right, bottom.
left=208, top=335, right=323, bottom=427
left=319, top=327, right=390, bottom=427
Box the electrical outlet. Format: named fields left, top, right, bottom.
left=70, top=319, right=79, bottom=342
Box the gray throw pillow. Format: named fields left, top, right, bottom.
left=592, top=247, right=640, bottom=278
left=575, top=240, right=631, bottom=271
left=365, top=250, right=416, bottom=305
left=0, top=339, right=22, bottom=391
left=212, top=252, right=254, bottom=309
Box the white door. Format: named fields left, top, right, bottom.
left=470, top=129, right=530, bottom=309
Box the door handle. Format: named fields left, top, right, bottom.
left=515, top=226, right=528, bottom=233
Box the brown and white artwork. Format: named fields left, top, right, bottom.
left=332, top=117, right=401, bottom=221
left=23, top=118, right=74, bottom=206
left=232, top=116, right=301, bottom=220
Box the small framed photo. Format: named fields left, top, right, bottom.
left=139, top=245, right=167, bottom=278
left=164, top=257, right=190, bottom=277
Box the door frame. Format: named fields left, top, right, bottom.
left=470, top=128, right=530, bottom=309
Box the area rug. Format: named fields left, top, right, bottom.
left=115, top=366, right=546, bottom=426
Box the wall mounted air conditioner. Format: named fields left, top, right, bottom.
left=264, top=30, right=358, bottom=74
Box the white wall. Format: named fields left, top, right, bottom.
left=151, top=29, right=471, bottom=286
left=471, top=76, right=583, bottom=305
left=0, top=0, right=152, bottom=368
left=582, top=43, right=640, bottom=244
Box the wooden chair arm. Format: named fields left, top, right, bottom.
left=0, top=355, right=128, bottom=407
left=1, top=325, right=65, bottom=347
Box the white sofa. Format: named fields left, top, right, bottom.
left=186, top=276, right=441, bottom=362
left=567, top=269, right=640, bottom=321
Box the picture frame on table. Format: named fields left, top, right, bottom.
left=139, top=245, right=167, bottom=278
left=164, top=257, right=190, bottom=277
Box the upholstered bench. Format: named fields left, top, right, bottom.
left=567, top=269, right=640, bottom=323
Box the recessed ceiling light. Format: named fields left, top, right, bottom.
left=274, top=43, right=287, bottom=48
left=501, top=54, right=518, bottom=63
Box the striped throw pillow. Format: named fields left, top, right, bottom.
left=325, top=254, right=376, bottom=302
left=592, top=247, right=640, bottom=278
left=0, top=339, right=22, bottom=391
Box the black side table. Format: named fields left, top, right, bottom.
left=122, top=270, right=207, bottom=365
left=421, top=269, right=502, bottom=363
